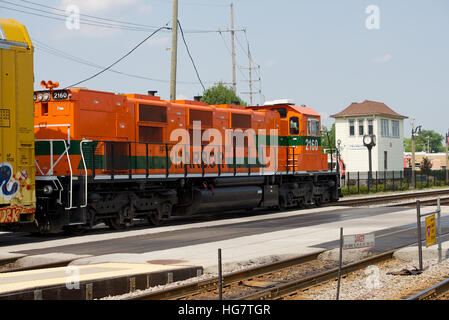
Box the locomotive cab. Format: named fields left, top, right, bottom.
left=249, top=100, right=327, bottom=173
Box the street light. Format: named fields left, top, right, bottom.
left=411, top=123, right=422, bottom=188
left=363, top=134, right=376, bottom=189
left=336, top=139, right=343, bottom=187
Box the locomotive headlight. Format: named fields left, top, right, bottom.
left=42, top=92, right=50, bottom=101
left=37, top=93, right=43, bottom=102
left=43, top=185, right=54, bottom=195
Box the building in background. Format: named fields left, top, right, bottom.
left=331, top=100, right=407, bottom=173
left=404, top=152, right=447, bottom=170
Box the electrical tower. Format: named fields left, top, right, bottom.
left=240, top=40, right=262, bottom=105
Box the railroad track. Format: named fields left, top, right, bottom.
left=333, top=189, right=449, bottom=207
left=236, top=251, right=395, bottom=300
left=129, top=231, right=449, bottom=301
left=128, top=251, right=325, bottom=300
left=128, top=250, right=395, bottom=301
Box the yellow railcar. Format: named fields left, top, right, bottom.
left=0, top=18, right=35, bottom=224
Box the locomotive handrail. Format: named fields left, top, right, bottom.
left=35, top=138, right=74, bottom=211
left=76, top=139, right=295, bottom=179
left=80, top=139, right=92, bottom=208
left=35, top=139, right=70, bottom=176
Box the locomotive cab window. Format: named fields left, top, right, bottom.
left=289, top=117, right=299, bottom=135
left=307, top=118, right=320, bottom=137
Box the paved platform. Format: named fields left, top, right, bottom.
left=0, top=262, right=202, bottom=299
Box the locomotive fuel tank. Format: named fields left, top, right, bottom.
left=194, top=186, right=263, bottom=214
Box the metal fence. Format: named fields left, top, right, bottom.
left=342, top=169, right=449, bottom=195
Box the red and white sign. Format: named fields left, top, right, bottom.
left=343, top=233, right=375, bottom=250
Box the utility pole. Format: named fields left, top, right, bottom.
left=230, top=3, right=237, bottom=93
left=446, top=129, right=449, bottom=182
left=247, top=41, right=253, bottom=105
left=169, top=0, right=179, bottom=101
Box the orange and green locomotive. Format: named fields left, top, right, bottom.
left=1, top=19, right=340, bottom=234
left=30, top=87, right=340, bottom=233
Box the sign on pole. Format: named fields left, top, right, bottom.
left=343, top=233, right=376, bottom=250
left=425, top=214, right=436, bottom=247
left=337, top=230, right=376, bottom=300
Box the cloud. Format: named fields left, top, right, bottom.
left=372, top=53, right=392, bottom=63
left=53, top=0, right=154, bottom=39
left=59, top=0, right=140, bottom=13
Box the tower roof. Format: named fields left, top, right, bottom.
left=330, top=100, right=407, bottom=119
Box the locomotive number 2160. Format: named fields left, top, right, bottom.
left=305, top=138, right=319, bottom=151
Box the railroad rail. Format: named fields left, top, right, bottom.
left=128, top=231, right=449, bottom=301
left=406, top=277, right=449, bottom=300
left=128, top=250, right=395, bottom=301
left=128, top=250, right=324, bottom=300
left=236, top=251, right=394, bottom=300
left=333, top=189, right=449, bottom=207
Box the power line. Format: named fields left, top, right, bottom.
left=32, top=38, right=219, bottom=86
left=0, top=3, right=158, bottom=32
left=64, top=26, right=170, bottom=89
left=0, top=1, right=221, bottom=34
left=33, top=40, right=171, bottom=84
left=18, top=0, right=162, bottom=29
left=4, top=0, right=232, bottom=34
left=177, top=20, right=206, bottom=92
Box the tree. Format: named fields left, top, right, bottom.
left=200, top=83, right=247, bottom=106
left=321, top=123, right=336, bottom=153
left=404, top=130, right=444, bottom=153
left=420, top=157, right=432, bottom=173
left=415, top=130, right=444, bottom=153
left=404, top=138, right=412, bottom=152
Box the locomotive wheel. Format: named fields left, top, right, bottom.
left=106, top=217, right=126, bottom=230
left=107, top=206, right=134, bottom=230
left=297, top=198, right=306, bottom=209
left=278, top=197, right=287, bottom=211
left=148, top=212, right=161, bottom=226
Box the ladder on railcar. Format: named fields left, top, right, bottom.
left=286, top=146, right=299, bottom=174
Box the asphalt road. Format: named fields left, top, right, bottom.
left=1, top=206, right=440, bottom=257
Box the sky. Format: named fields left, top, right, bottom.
left=1, top=0, right=448, bottom=138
